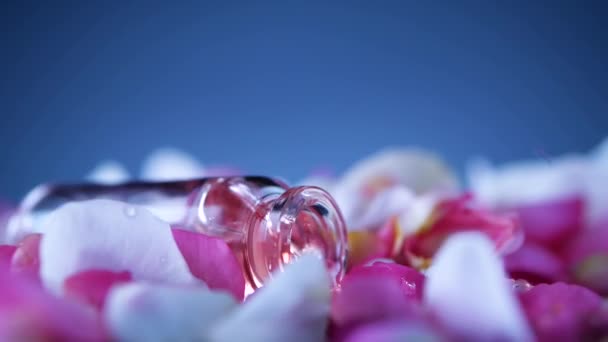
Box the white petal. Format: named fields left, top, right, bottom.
left=105, top=282, right=236, bottom=342
left=335, top=148, right=459, bottom=197
left=211, top=253, right=331, bottom=342
left=586, top=137, right=608, bottom=225
left=40, top=199, right=197, bottom=294
left=424, top=232, right=532, bottom=341
left=0, top=203, right=13, bottom=244
left=585, top=162, right=608, bottom=226
left=141, top=148, right=204, bottom=181
left=467, top=156, right=588, bottom=208
left=86, top=160, right=130, bottom=184
left=344, top=186, right=415, bottom=231
left=397, top=194, right=438, bottom=236
left=592, top=136, right=608, bottom=163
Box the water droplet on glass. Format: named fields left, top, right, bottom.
left=124, top=205, right=137, bottom=218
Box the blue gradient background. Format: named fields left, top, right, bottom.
left=1, top=2, right=607, bottom=200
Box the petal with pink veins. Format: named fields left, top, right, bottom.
left=424, top=232, right=532, bottom=341
left=105, top=282, right=236, bottom=341
left=211, top=253, right=331, bottom=342
left=172, top=228, right=245, bottom=301
left=519, top=283, right=608, bottom=341
left=64, top=269, right=132, bottom=310
left=40, top=199, right=198, bottom=294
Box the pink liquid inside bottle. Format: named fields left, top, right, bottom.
left=8, top=176, right=348, bottom=290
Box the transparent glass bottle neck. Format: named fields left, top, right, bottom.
left=8, top=176, right=347, bottom=290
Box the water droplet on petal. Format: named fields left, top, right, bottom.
left=511, top=278, right=533, bottom=293
left=124, top=205, right=137, bottom=218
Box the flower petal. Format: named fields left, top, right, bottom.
left=467, top=156, right=587, bottom=209
left=10, top=233, right=42, bottom=284
left=0, top=272, right=105, bottom=341
left=172, top=228, right=245, bottom=301
left=347, top=230, right=392, bottom=269
left=336, top=148, right=459, bottom=198
left=40, top=199, right=197, bottom=294
left=105, top=282, right=236, bottom=341
left=340, top=320, right=443, bottom=342
left=0, top=201, right=14, bottom=244
left=332, top=262, right=425, bottom=329
left=402, top=195, right=520, bottom=268
left=514, top=195, right=584, bottom=247
left=519, top=283, right=608, bottom=341
left=345, top=186, right=416, bottom=231
left=64, top=269, right=132, bottom=310
left=563, top=221, right=608, bottom=295
left=211, top=253, right=331, bottom=342
left=0, top=245, right=17, bottom=273
left=86, top=160, right=130, bottom=184
left=424, top=232, right=532, bottom=341
left=141, top=147, right=204, bottom=181
left=333, top=149, right=458, bottom=230
left=504, top=241, right=567, bottom=284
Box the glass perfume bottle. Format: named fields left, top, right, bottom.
left=8, top=176, right=348, bottom=290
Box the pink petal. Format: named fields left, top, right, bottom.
left=504, top=241, right=567, bottom=284
left=519, top=283, right=608, bottom=341
left=514, top=196, right=584, bottom=248
left=563, top=221, right=608, bottom=295
left=64, top=269, right=133, bottom=310
left=0, top=245, right=16, bottom=273
left=0, top=272, right=106, bottom=341
left=10, top=233, right=42, bottom=284
left=172, top=228, right=245, bottom=301
left=332, top=262, right=425, bottom=330
left=339, top=320, right=443, bottom=342
left=402, top=195, right=519, bottom=267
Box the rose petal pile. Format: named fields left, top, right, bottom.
left=1, top=142, right=607, bottom=341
